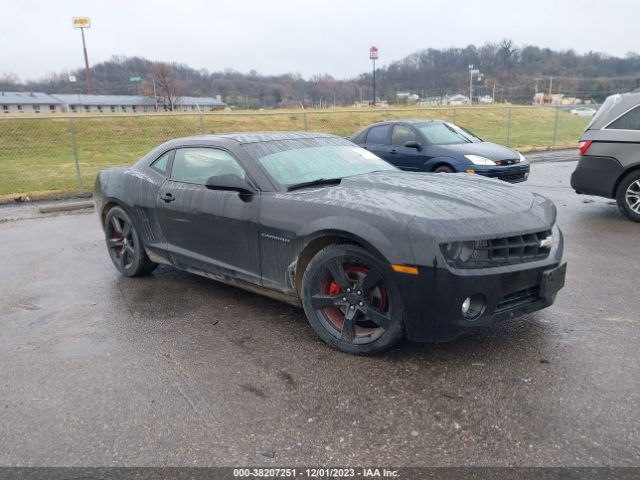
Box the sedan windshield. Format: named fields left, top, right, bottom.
left=418, top=122, right=481, bottom=145
left=243, top=138, right=396, bottom=188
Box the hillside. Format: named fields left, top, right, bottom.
left=2, top=41, right=640, bottom=107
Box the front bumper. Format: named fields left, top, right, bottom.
left=395, top=234, right=565, bottom=343
left=470, top=164, right=530, bottom=183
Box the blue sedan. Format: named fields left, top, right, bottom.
left=350, top=119, right=530, bottom=183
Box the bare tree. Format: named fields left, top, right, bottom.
left=140, top=63, right=184, bottom=111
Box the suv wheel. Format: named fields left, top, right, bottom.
left=616, top=170, right=640, bottom=222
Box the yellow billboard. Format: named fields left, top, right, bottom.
left=72, top=17, right=91, bottom=29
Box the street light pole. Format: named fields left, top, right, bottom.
left=80, top=27, right=92, bottom=94
left=370, top=46, right=378, bottom=106
left=469, top=65, right=473, bottom=104
left=468, top=65, right=480, bottom=105
left=72, top=18, right=93, bottom=94
left=152, top=77, right=158, bottom=112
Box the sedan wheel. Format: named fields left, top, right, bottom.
left=616, top=171, right=640, bottom=222
left=104, top=206, right=157, bottom=276
left=301, top=244, right=404, bottom=355
left=434, top=165, right=454, bottom=173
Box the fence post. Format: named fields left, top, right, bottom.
left=199, top=109, right=205, bottom=135
left=67, top=116, right=84, bottom=194
left=452, top=107, right=456, bottom=123
left=552, top=107, right=560, bottom=149
left=303, top=110, right=308, bottom=131
left=506, top=107, right=512, bottom=147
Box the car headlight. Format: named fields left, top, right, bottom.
left=518, top=151, right=527, bottom=163
left=441, top=241, right=475, bottom=263
left=441, top=240, right=490, bottom=264
left=464, top=155, right=496, bottom=166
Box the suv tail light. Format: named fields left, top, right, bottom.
left=579, top=140, right=592, bottom=156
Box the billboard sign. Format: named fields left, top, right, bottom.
left=72, top=17, right=91, bottom=29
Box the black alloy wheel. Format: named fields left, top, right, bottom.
left=301, top=244, right=404, bottom=355
left=104, top=206, right=157, bottom=277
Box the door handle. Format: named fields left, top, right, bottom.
left=160, top=192, right=175, bottom=203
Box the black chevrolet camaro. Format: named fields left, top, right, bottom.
left=95, top=132, right=566, bottom=355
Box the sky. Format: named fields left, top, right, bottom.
left=2, top=0, right=639, bottom=81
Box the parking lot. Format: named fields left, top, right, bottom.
left=0, top=158, right=638, bottom=466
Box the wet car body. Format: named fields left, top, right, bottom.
left=350, top=119, right=530, bottom=183
left=95, top=132, right=565, bottom=352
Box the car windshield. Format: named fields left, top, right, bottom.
left=417, top=122, right=481, bottom=145
left=243, top=137, right=396, bottom=188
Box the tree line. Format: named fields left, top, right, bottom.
left=2, top=41, right=640, bottom=108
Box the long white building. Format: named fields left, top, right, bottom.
left=0, top=92, right=226, bottom=114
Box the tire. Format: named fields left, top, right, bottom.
left=104, top=206, right=157, bottom=277
left=615, top=170, right=640, bottom=222
left=300, top=243, right=404, bottom=355
left=434, top=165, right=454, bottom=173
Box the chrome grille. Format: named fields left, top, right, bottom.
left=441, top=230, right=552, bottom=269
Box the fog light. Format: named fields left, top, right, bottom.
left=461, top=294, right=485, bottom=320
left=525, top=171, right=530, bottom=178
left=462, top=297, right=471, bottom=314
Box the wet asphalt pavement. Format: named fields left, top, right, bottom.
left=0, top=157, right=638, bottom=467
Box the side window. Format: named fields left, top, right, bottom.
left=150, top=151, right=172, bottom=175
left=171, top=148, right=245, bottom=185
left=351, top=129, right=368, bottom=144
left=608, top=106, right=640, bottom=130
left=391, top=125, right=419, bottom=146
left=366, top=125, right=390, bottom=145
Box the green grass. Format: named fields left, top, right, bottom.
left=0, top=106, right=590, bottom=200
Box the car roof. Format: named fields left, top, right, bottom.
left=366, top=119, right=446, bottom=127
left=164, top=131, right=340, bottom=146
left=588, top=91, right=640, bottom=130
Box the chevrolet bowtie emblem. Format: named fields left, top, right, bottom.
left=540, top=236, right=554, bottom=249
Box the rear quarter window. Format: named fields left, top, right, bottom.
left=607, top=105, right=640, bottom=130
left=366, top=125, right=390, bottom=145
left=351, top=129, right=368, bottom=144
left=150, top=151, right=172, bottom=174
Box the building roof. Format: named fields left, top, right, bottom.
left=180, top=96, right=225, bottom=107
left=51, top=94, right=153, bottom=106
left=0, top=92, right=226, bottom=107
left=0, top=91, right=60, bottom=105
left=52, top=94, right=225, bottom=107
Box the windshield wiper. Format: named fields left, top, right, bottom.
left=287, top=178, right=342, bottom=191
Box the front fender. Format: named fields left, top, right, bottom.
left=424, top=156, right=460, bottom=172
left=297, top=215, right=416, bottom=266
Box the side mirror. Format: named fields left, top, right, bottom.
left=205, top=174, right=255, bottom=195
left=404, top=140, right=422, bottom=150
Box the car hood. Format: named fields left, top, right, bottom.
left=288, top=171, right=554, bottom=234
left=429, top=141, right=519, bottom=161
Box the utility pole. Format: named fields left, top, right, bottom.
left=72, top=18, right=93, bottom=94
left=370, top=46, right=378, bottom=106
left=492, top=82, right=497, bottom=104
left=548, top=76, right=553, bottom=98
left=469, top=65, right=480, bottom=104
left=152, top=77, right=158, bottom=112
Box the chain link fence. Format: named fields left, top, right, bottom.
left=0, top=105, right=594, bottom=200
